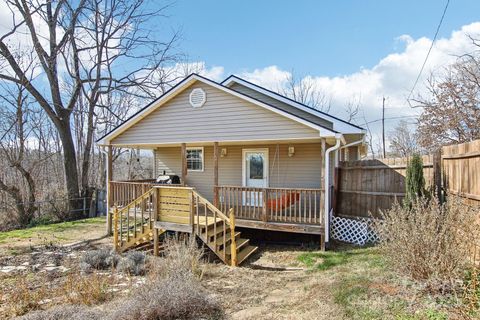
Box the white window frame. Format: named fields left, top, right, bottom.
left=186, top=147, right=204, bottom=172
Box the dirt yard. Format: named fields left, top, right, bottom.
left=0, top=217, right=463, bottom=319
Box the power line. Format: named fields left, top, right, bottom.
left=358, top=115, right=419, bottom=126
left=407, top=0, right=450, bottom=103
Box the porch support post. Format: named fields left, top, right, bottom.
left=320, top=138, right=326, bottom=250
left=106, top=145, right=113, bottom=235
left=181, top=143, right=187, bottom=186
left=213, top=142, right=219, bottom=207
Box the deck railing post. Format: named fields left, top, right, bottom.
left=229, top=208, right=237, bottom=267
left=262, top=188, right=268, bottom=222
left=113, top=206, right=119, bottom=252
left=153, top=187, right=158, bottom=225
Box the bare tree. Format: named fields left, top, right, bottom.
left=0, top=0, right=179, bottom=218
left=388, top=120, right=420, bottom=157
left=281, top=72, right=331, bottom=112
left=344, top=97, right=361, bottom=122
left=414, top=53, right=480, bottom=151
left=0, top=83, right=37, bottom=226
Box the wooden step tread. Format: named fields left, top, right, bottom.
left=205, top=231, right=241, bottom=246
left=234, top=245, right=258, bottom=265
left=221, top=238, right=249, bottom=255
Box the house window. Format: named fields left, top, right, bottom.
left=186, top=147, right=204, bottom=172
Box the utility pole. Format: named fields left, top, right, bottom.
left=382, top=96, right=386, bottom=158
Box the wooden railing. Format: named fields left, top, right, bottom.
left=110, top=181, right=156, bottom=208
left=192, top=190, right=236, bottom=265
left=114, top=187, right=156, bottom=250
left=215, top=186, right=324, bottom=225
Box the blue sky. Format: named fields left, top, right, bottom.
left=168, top=0, right=480, bottom=77
left=146, top=1, right=480, bottom=154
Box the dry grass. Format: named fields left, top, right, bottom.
left=149, top=235, right=205, bottom=279
left=10, top=237, right=223, bottom=320
left=5, top=278, right=47, bottom=317
left=375, top=196, right=480, bottom=288
left=3, top=272, right=117, bottom=318
left=60, top=273, right=114, bottom=306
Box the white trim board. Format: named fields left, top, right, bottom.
left=98, top=74, right=337, bottom=145
left=222, top=75, right=365, bottom=135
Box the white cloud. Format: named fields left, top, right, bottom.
left=235, top=22, right=480, bottom=154
left=239, top=66, right=290, bottom=91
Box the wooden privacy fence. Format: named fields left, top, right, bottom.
left=336, top=138, right=480, bottom=217
left=336, top=155, right=434, bottom=218
left=442, top=140, right=480, bottom=205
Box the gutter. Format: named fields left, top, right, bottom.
left=324, top=134, right=343, bottom=246
left=323, top=134, right=365, bottom=246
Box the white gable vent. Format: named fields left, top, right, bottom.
left=189, top=88, right=206, bottom=108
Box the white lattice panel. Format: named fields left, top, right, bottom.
left=331, top=215, right=381, bottom=245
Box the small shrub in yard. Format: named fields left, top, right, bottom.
left=80, top=249, right=119, bottom=272
left=117, top=251, right=147, bottom=276
left=110, top=237, right=222, bottom=320
left=15, top=305, right=105, bottom=320
left=110, top=271, right=223, bottom=320
left=376, top=195, right=480, bottom=290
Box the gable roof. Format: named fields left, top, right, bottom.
left=97, top=73, right=339, bottom=145
left=222, top=75, right=365, bottom=134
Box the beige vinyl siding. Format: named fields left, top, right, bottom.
left=154, top=142, right=324, bottom=202
left=112, top=81, right=320, bottom=145
left=229, top=83, right=333, bottom=130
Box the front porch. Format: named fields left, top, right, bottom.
left=110, top=181, right=325, bottom=235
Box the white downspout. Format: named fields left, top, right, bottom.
left=324, top=134, right=343, bottom=245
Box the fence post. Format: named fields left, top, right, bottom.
left=433, top=149, right=443, bottom=204
left=229, top=208, right=237, bottom=267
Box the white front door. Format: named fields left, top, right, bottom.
left=242, top=149, right=268, bottom=206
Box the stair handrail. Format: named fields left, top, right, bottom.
left=114, top=187, right=156, bottom=251
left=192, top=190, right=239, bottom=265
left=192, top=190, right=231, bottom=224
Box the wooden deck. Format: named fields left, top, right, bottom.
left=112, top=185, right=259, bottom=265
left=110, top=181, right=326, bottom=235
left=110, top=184, right=326, bottom=265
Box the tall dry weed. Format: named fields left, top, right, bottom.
left=110, top=236, right=223, bottom=320
left=375, top=196, right=480, bottom=288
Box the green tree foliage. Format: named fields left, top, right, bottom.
left=405, top=154, right=425, bottom=206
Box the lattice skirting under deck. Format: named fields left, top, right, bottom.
left=331, top=215, right=382, bottom=246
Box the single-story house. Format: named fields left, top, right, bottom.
left=97, top=73, right=366, bottom=265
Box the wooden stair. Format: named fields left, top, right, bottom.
left=113, top=186, right=257, bottom=266
left=191, top=190, right=258, bottom=266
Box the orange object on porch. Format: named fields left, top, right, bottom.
left=267, top=192, right=300, bottom=211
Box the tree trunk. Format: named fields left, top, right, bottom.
left=57, top=118, right=81, bottom=219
